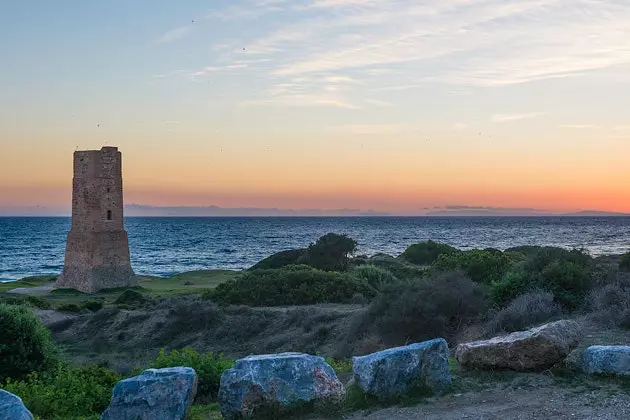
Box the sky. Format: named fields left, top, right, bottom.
left=1, top=0, right=630, bottom=215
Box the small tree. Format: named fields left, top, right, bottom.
left=0, top=303, right=59, bottom=381
left=302, top=233, right=358, bottom=271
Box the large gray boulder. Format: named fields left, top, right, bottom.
left=219, top=352, right=345, bottom=420
left=456, top=319, right=581, bottom=371
left=0, top=389, right=33, bottom=420
left=352, top=338, right=451, bottom=400
left=101, top=367, right=197, bottom=420
left=583, top=346, right=630, bottom=376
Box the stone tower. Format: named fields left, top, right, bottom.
left=56, top=146, right=136, bottom=293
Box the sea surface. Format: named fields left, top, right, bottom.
left=1, top=217, right=630, bottom=282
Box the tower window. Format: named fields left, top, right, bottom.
left=107, top=210, right=112, bottom=221
left=107, top=188, right=110, bottom=193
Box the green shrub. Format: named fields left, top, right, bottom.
left=350, top=271, right=488, bottom=348
left=351, top=265, right=400, bottom=290
left=149, top=348, right=234, bottom=402
left=205, top=265, right=376, bottom=307
left=620, top=253, right=630, bottom=272
left=3, top=364, right=120, bottom=418
left=249, top=249, right=307, bottom=270
left=25, top=296, right=52, bottom=309
left=324, top=357, right=353, bottom=375
left=491, top=247, right=593, bottom=310
left=367, top=254, right=427, bottom=280
left=0, top=303, right=59, bottom=382
left=300, top=233, right=358, bottom=271
left=57, top=303, right=82, bottom=313
left=399, top=241, right=458, bottom=265
left=114, top=289, right=146, bottom=306
left=433, top=249, right=518, bottom=285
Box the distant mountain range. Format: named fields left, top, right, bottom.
left=2, top=204, right=629, bottom=217
left=124, top=204, right=390, bottom=217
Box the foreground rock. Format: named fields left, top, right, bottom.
left=101, top=367, right=197, bottom=420
left=219, top=353, right=345, bottom=419
left=456, top=320, right=581, bottom=371
left=583, top=346, right=630, bottom=376
left=352, top=338, right=451, bottom=400
left=0, top=389, right=34, bottom=420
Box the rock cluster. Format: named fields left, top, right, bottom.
left=101, top=367, right=198, bottom=420
left=352, top=338, right=452, bottom=400
left=218, top=352, right=345, bottom=419
left=456, top=320, right=582, bottom=371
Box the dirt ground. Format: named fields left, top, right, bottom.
left=343, top=384, right=630, bottom=419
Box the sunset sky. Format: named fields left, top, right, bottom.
left=2, top=0, right=630, bottom=215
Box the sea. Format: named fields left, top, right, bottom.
left=1, top=216, right=630, bottom=282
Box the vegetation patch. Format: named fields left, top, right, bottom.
left=0, top=303, right=59, bottom=382
left=346, top=271, right=487, bottom=353
left=205, top=265, right=376, bottom=306
left=491, top=247, right=593, bottom=310
left=3, top=364, right=120, bottom=419
left=249, top=249, right=307, bottom=270
left=433, top=249, right=521, bottom=285
left=147, top=348, right=234, bottom=403
left=399, top=241, right=458, bottom=265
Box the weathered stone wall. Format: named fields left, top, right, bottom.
left=56, top=146, right=136, bottom=293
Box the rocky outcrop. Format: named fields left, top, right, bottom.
left=0, top=389, right=34, bottom=420
left=219, top=352, right=345, bottom=419
left=583, top=346, right=630, bottom=376
left=101, top=367, right=197, bottom=420
left=456, top=320, right=581, bottom=371
left=352, top=338, right=452, bottom=400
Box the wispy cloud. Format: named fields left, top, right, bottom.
left=364, top=98, right=394, bottom=107
left=453, top=123, right=468, bottom=131
left=164, top=0, right=630, bottom=108
left=614, top=125, right=630, bottom=131
left=157, top=26, right=191, bottom=44
left=560, top=124, right=599, bottom=129
left=327, top=124, right=420, bottom=135
left=492, top=113, right=543, bottom=123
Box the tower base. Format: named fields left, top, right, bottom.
left=56, top=231, right=136, bottom=293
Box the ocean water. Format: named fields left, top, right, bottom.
left=1, top=216, right=630, bottom=282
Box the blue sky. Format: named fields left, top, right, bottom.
left=1, top=0, right=630, bottom=215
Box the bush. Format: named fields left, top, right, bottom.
left=620, top=253, right=630, bottom=272
left=300, top=233, right=358, bottom=271
left=205, top=265, right=377, bottom=307
left=0, top=303, right=59, bottom=382
left=490, top=247, right=593, bottom=310
left=433, top=249, right=518, bottom=285
left=399, top=241, right=458, bottom=265
left=351, top=265, right=400, bottom=291
left=149, top=348, right=234, bottom=402
left=486, top=290, right=561, bottom=334
left=114, top=289, right=147, bottom=306
left=249, top=249, right=307, bottom=270
left=588, top=283, right=630, bottom=328
left=351, top=271, right=488, bottom=348
left=366, top=254, right=427, bottom=280
left=3, top=364, right=120, bottom=418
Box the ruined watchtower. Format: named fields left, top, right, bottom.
left=56, top=146, right=136, bottom=293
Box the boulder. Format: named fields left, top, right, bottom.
left=101, top=367, right=197, bottom=420
left=219, top=352, right=345, bottom=419
left=0, top=389, right=34, bottom=420
left=583, top=346, right=630, bottom=376
left=352, top=338, right=451, bottom=400
left=456, top=319, right=581, bottom=371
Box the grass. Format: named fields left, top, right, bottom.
left=0, top=276, right=56, bottom=293
left=0, top=271, right=239, bottom=308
